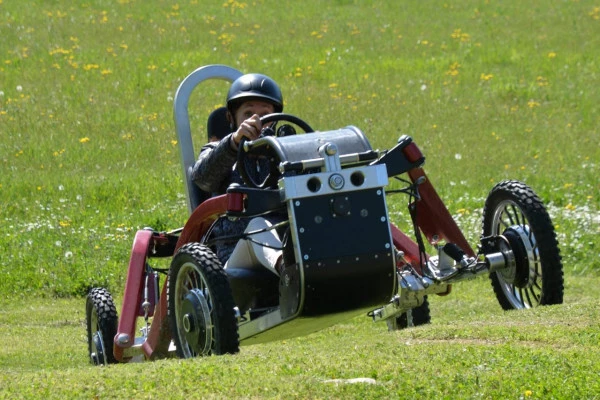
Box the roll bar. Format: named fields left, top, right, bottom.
left=173, top=64, right=243, bottom=213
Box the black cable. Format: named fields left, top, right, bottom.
left=206, top=219, right=289, bottom=250
left=406, top=181, right=431, bottom=278
left=245, top=237, right=285, bottom=250
left=387, top=176, right=419, bottom=196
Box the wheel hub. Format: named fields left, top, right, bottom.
left=500, top=225, right=535, bottom=288
left=182, top=313, right=194, bottom=333
left=90, top=331, right=106, bottom=365
left=180, top=288, right=213, bottom=355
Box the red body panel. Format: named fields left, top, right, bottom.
left=175, top=194, right=229, bottom=251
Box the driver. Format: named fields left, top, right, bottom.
left=191, top=73, right=284, bottom=265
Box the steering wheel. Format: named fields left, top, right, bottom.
left=259, top=113, right=314, bottom=133
left=237, top=113, right=314, bottom=189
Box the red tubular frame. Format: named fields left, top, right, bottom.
left=389, top=148, right=475, bottom=297
left=174, top=194, right=230, bottom=252
left=113, top=194, right=229, bottom=362
left=407, top=168, right=475, bottom=258
left=113, top=229, right=153, bottom=362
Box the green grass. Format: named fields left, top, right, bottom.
left=1, top=277, right=599, bottom=398
left=1, top=0, right=599, bottom=296
left=1, top=0, right=599, bottom=398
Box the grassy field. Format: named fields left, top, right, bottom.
left=1, top=278, right=599, bottom=398
left=1, top=0, right=599, bottom=398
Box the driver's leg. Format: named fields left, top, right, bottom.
left=224, top=217, right=282, bottom=275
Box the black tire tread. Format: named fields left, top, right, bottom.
left=396, top=296, right=431, bottom=329
left=167, top=242, right=239, bottom=357
left=86, top=287, right=118, bottom=364
left=482, top=180, right=563, bottom=309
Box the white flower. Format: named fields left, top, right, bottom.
left=55, top=241, right=62, bottom=247
left=65, top=251, right=73, bottom=258
left=455, top=153, right=462, bottom=160
left=58, top=185, right=64, bottom=191
left=16, top=85, right=22, bottom=92
left=420, top=84, right=427, bottom=91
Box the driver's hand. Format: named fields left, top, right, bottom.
left=232, top=114, right=263, bottom=146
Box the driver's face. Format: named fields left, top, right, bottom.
left=234, top=100, right=275, bottom=126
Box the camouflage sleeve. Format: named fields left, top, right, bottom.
left=191, top=133, right=238, bottom=193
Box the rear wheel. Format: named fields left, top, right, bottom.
left=387, top=296, right=431, bottom=330
left=86, top=287, right=118, bottom=365
left=482, top=180, right=563, bottom=309
left=167, top=243, right=239, bottom=358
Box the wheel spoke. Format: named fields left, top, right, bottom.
left=512, top=205, right=524, bottom=226
left=515, top=205, right=526, bottom=226
left=183, top=274, right=192, bottom=292
left=527, top=225, right=535, bottom=242
left=522, top=286, right=533, bottom=308
left=530, top=286, right=541, bottom=304
left=498, top=208, right=511, bottom=232
left=526, top=286, right=539, bottom=306
left=497, top=208, right=507, bottom=228
left=505, top=205, right=517, bottom=226
left=190, top=270, right=198, bottom=289
left=519, top=287, right=529, bottom=307
left=513, top=287, right=523, bottom=308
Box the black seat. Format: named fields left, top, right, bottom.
left=194, top=107, right=233, bottom=207
left=206, top=106, right=230, bottom=141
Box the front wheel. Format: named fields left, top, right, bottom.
left=86, top=287, right=118, bottom=365
left=167, top=243, right=239, bottom=358
left=482, top=180, right=563, bottom=309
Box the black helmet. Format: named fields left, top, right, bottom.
left=226, top=73, right=283, bottom=114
